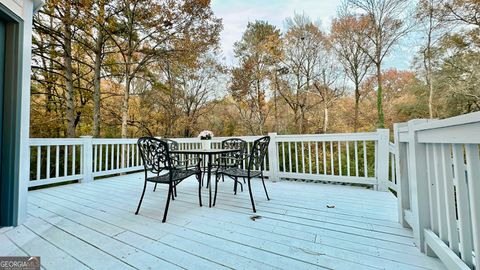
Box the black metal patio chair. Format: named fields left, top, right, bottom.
left=214, top=136, right=271, bottom=212
left=136, top=137, right=202, bottom=222
left=153, top=138, right=189, bottom=194
left=216, top=138, right=248, bottom=193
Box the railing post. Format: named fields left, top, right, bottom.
left=406, top=119, right=431, bottom=253
left=394, top=123, right=410, bottom=228
left=81, top=136, right=93, bottom=183
left=268, top=132, right=279, bottom=181
left=376, top=129, right=390, bottom=191
left=202, top=140, right=211, bottom=150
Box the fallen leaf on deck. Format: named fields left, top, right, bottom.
left=326, top=204, right=335, bottom=208
left=297, top=247, right=325, bottom=256
left=250, top=215, right=262, bottom=221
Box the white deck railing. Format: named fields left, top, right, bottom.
left=273, top=130, right=390, bottom=189
left=388, top=142, right=398, bottom=192
left=394, top=112, right=480, bottom=270
left=29, top=138, right=85, bottom=187
left=28, top=129, right=393, bottom=191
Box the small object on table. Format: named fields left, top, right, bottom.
left=198, top=130, right=214, bottom=140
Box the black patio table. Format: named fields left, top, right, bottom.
left=170, top=148, right=240, bottom=207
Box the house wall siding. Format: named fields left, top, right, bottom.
left=0, top=0, right=43, bottom=225
left=18, top=0, right=38, bottom=225
left=1, top=0, right=24, bottom=18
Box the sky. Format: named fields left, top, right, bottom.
left=211, top=0, right=413, bottom=70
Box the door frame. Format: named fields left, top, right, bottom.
left=0, top=3, right=24, bottom=226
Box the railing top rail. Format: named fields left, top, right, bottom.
left=395, top=112, right=480, bottom=144
left=92, top=138, right=138, bottom=144
left=397, top=126, right=409, bottom=133
left=276, top=131, right=382, bottom=142
left=406, top=111, right=480, bottom=132
left=29, top=138, right=85, bottom=146
left=160, top=132, right=384, bottom=143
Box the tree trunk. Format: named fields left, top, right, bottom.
left=64, top=4, right=76, bottom=138
left=300, top=109, right=306, bottom=134
left=354, top=82, right=360, bottom=132
left=256, top=79, right=264, bottom=134
left=184, top=114, right=192, bottom=137
left=293, top=108, right=301, bottom=134
left=427, top=64, right=434, bottom=118
left=121, top=76, right=131, bottom=138
left=274, top=81, right=278, bottom=133
left=376, top=63, right=385, bottom=128
left=93, top=0, right=105, bottom=137
left=93, top=33, right=103, bottom=137
left=323, top=105, right=329, bottom=133
left=426, top=0, right=434, bottom=119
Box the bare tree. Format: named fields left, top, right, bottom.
left=310, top=44, right=344, bottom=133
left=278, top=14, right=323, bottom=134
left=441, top=0, right=480, bottom=27
left=415, top=0, right=449, bottom=118
left=347, top=0, right=413, bottom=128
left=178, top=54, right=225, bottom=136
left=331, top=9, right=372, bottom=131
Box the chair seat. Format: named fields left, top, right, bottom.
left=217, top=167, right=262, bottom=178
left=147, top=169, right=199, bottom=183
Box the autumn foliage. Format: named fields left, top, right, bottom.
left=30, top=0, right=480, bottom=138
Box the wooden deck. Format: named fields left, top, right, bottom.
left=1, top=173, right=445, bottom=270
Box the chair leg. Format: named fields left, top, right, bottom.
left=153, top=183, right=157, bottom=192
left=243, top=177, right=246, bottom=184
left=234, top=179, right=243, bottom=194
left=214, top=173, right=220, bottom=206
left=171, top=183, right=175, bottom=201
left=261, top=172, right=270, bottom=200
left=162, top=183, right=173, bottom=223
left=135, top=180, right=147, bottom=215
left=234, top=179, right=237, bottom=195
left=174, top=185, right=177, bottom=197
left=222, top=174, right=225, bottom=182
left=197, top=172, right=203, bottom=207
left=235, top=177, right=245, bottom=192
left=247, top=177, right=256, bottom=213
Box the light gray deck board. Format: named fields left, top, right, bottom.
left=0, top=173, right=445, bottom=269
left=0, top=234, right=28, bottom=256
left=68, top=178, right=443, bottom=270
left=4, top=224, right=89, bottom=270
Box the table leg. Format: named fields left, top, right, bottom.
left=207, top=153, right=212, bottom=207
